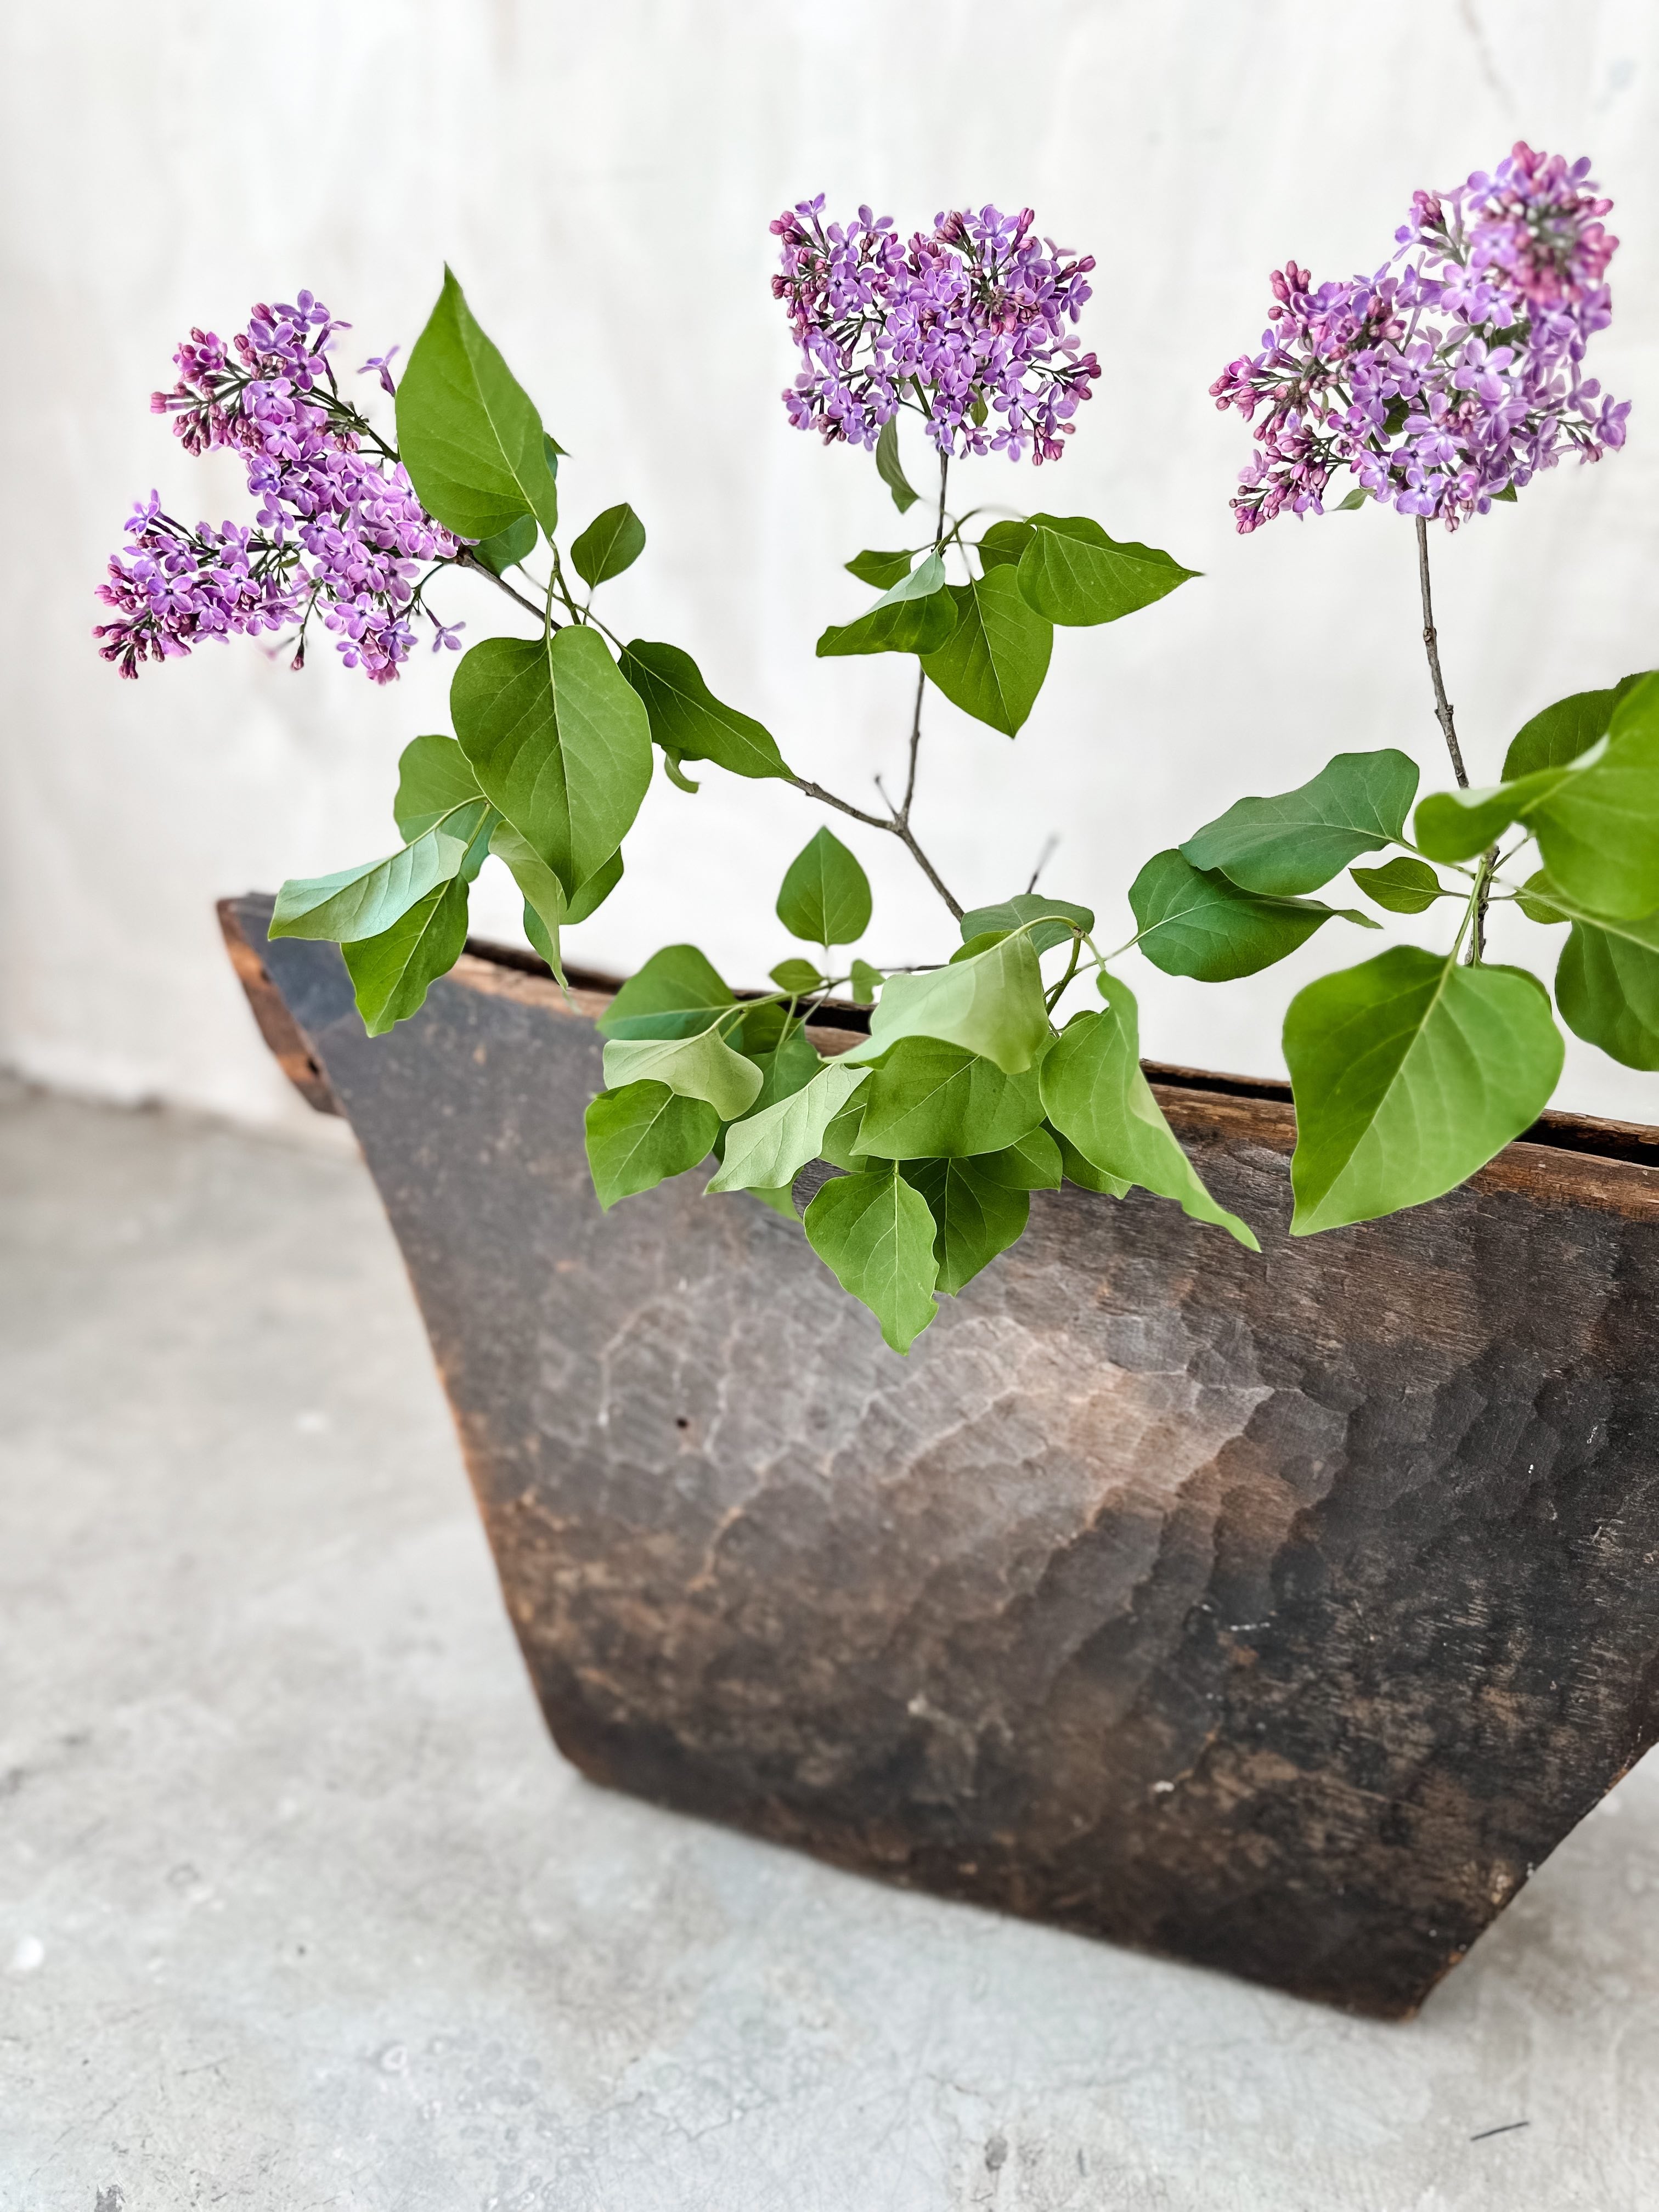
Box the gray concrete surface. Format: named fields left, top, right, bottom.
left=2, top=1079, right=1657, bottom=2212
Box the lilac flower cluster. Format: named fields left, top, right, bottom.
left=1210, top=143, right=1629, bottom=534
left=771, top=199, right=1101, bottom=465
left=95, top=294, right=459, bottom=682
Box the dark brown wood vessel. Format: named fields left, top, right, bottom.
left=222, top=891, right=1659, bottom=2018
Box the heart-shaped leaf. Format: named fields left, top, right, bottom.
left=804, top=1162, right=939, bottom=1352
left=1284, top=946, right=1563, bottom=1234
left=451, top=628, right=652, bottom=901
left=776, top=827, right=872, bottom=946
left=920, top=568, right=1052, bottom=736
left=585, top=1082, right=720, bottom=1209
left=902, top=1156, right=1030, bottom=1294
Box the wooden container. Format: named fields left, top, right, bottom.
left=222, top=892, right=1659, bottom=2017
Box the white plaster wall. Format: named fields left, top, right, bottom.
left=3, top=0, right=1657, bottom=1132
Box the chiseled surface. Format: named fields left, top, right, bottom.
left=250, top=919, right=1659, bottom=2018
left=5, top=1079, right=1659, bottom=2210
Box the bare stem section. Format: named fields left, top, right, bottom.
left=788, top=449, right=966, bottom=922
left=1414, top=516, right=1468, bottom=788
left=1414, top=516, right=1491, bottom=961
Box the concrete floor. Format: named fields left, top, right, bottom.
left=3, top=1083, right=1658, bottom=2212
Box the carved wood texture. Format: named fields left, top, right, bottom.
left=224, top=896, right=1659, bottom=2016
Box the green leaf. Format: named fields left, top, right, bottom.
left=856, top=1039, right=1045, bottom=1159
left=393, top=734, right=486, bottom=839
left=850, top=959, right=884, bottom=1003
left=1333, top=487, right=1368, bottom=511
left=975, top=1125, right=1064, bottom=1190
left=1503, top=673, right=1652, bottom=778
left=1180, top=750, right=1420, bottom=894
left=470, top=514, right=539, bottom=577
left=618, top=639, right=792, bottom=781
left=844, top=931, right=1050, bottom=1073
left=817, top=552, right=959, bottom=658
left=1350, top=856, right=1449, bottom=915
left=1527, top=680, right=1659, bottom=917
left=602, top=1019, right=763, bottom=1121
left=341, top=877, right=471, bottom=1036
left=571, top=503, right=646, bottom=588
left=1040, top=975, right=1257, bottom=1246
left=1283, top=946, right=1564, bottom=1234
left=394, top=268, right=559, bottom=541
left=919, top=568, right=1053, bottom=736
left=902, top=1156, right=1030, bottom=1295
left=959, top=894, right=1093, bottom=957
left=1418, top=685, right=1659, bottom=917
left=875, top=416, right=921, bottom=514
left=1414, top=763, right=1579, bottom=864
left=804, top=1163, right=939, bottom=1352
left=1130, top=849, right=1377, bottom=983
left=743, top=1026, right=822, bottom=1116
left=566, top=847, right=624, bottom=924
left=1516, top=873, right=1659, bottom=1071
left=845, top=548, right=916, bottom=589
left=977, top=520, right=1034, bottom=572
left=1052, top=1127, right=1131, bottom=1198
left=451, top=628, right=653, bottom=900
left=271, top=821, right=479, bottom=943
left=1556, top=910, right=1659, bottom=1070
left=599, top=944, right=732, bottom=1040
left=820, top=1090, right=872, bottom=1170
left=585, top=1081, right=719, bottom=1210
left=1015, top=515, right=1197, bottom=628
left=770, top=957, right=823, bottom=996
left=706, top=1060, right=871, bottom=1193
left=490, top=820, right=569, bottom=983
left=776, top=827, right=872, bottom=947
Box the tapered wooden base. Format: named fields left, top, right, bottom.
left=224, top=893, right=1659, bottom=2017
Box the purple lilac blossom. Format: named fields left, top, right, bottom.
left=771, top=199, right=1101, bottom=464
left=1210, top=144, right=1629, bottom=534
left=95, top=295, right=460, bottom=681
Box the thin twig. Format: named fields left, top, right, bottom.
left=1415, top=516, right=1492, bottom=961
left=1414, top=515, right=1468, bottom=787
left=893, top=820, right=966, bottom=919
left=899, top=662, right=927, bottom=821
left=787, top=776, right=891, bottom=833
left=455, top=546, right=555, bottom=625
left=1025, top=834, right=1059, bottom=895
left=787, top=772, right=966, bottom=918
